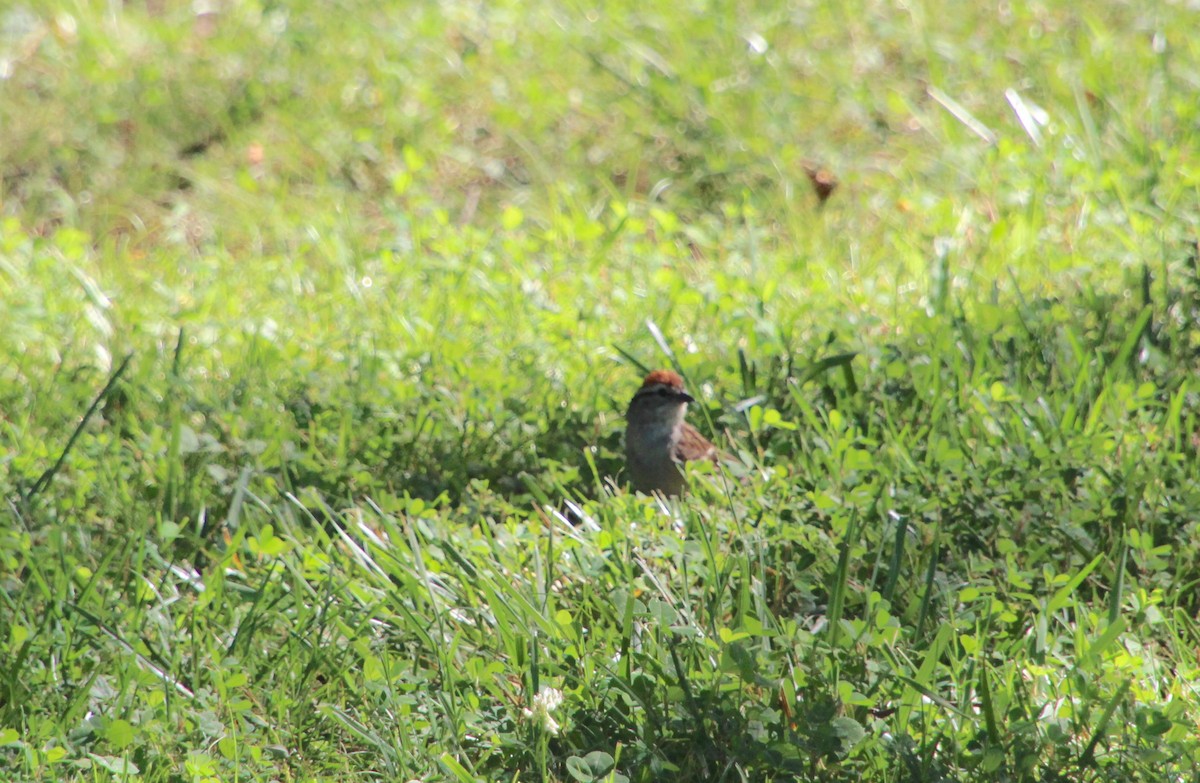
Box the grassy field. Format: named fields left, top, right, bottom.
left=4, top=0, right=1200, bottom=780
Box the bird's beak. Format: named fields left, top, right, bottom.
left=678, top=391, right=695, bottom=404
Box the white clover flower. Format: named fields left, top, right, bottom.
left=522, top=686, right=564, bottom=735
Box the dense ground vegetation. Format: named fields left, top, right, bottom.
left=3, top=0, right=1200, bottom=780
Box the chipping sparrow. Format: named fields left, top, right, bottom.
left=624, top=369, right=719, bottom=496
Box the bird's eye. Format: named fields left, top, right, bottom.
left=656, top=388, right=671, bottom=397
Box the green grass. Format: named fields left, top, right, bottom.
left=3, top=0, right=1200, bottom=780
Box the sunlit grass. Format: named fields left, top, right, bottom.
left=3, top=0, right=1200, bottom=781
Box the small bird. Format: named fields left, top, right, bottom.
left=624, top=369, right=719, bottom=496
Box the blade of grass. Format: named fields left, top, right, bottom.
left=24, top=352, right=133, bottom=502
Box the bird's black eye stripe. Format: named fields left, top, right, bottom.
left=656, top=388, right=670, bottom=397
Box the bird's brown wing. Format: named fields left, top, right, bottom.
left=673, top=423, right=719, bottom=463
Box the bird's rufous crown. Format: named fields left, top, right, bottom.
left=641, top=369, right=685, bottom=390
